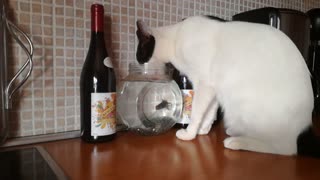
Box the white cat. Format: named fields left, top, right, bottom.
left=136, top=16, right=314, bottom=156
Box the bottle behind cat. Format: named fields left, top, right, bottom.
left=172, top=68, right=193, bottom=129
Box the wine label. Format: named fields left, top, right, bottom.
left=180, top=89, right=194, bottom=124
left=91, top=93, right=116, bottom=136
left=103, top=57, right=113, bottom=68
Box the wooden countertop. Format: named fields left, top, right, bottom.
left=40, top=121, right=320, bottom=180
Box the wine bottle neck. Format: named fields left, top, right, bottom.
left=90, top=31, right=105, bottom=41
left=88, top=4, right=108, bottom=58
left=91, top=4, right=104, bottom=33
left=89, top=32, right=106, bottom=51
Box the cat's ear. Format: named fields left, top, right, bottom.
left=136, top=20, right=152, bottom=40
left=136, top=20, right=155, bottom=64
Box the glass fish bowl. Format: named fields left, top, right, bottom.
left=117, top=63, right=182, bottom=135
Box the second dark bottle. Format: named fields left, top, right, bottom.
left=172, top=68, right=193, bottom=129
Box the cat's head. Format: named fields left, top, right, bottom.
left=136, top=20, right=156, bottom=64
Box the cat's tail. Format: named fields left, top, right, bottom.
left=297, top=120, right=320, bottom=158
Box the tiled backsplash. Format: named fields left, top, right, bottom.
left=6, top=0, right=320, bottom=137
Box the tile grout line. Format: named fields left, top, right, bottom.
left=127, top=0, right=129, bottom=68
left=73, top=0, right=77, bottom=131
left=170, top=0, right=172, bottom=24
left=40, top=0, right=46, bottom=135
left=182, top=0, right=184, bottom=19
left=63, top=0, right=67, bottom=132
left=17, top=0, right=22, bottom=136
left=52, top=0, right=57, bottom=133
left=157, top=0, right=159, bottom=26
left=116, top=0, right=121, bottom=68
left=163, top=0, right=165, bottom=24
left=193, top=0, right=195, bottom=17
left=31, top=0, right=35, bottom=136
left=204, top=0, right=207, bottom=15
left=134, top=0, right=137, bottom=53
left=175, top=0, right=178, bottom=22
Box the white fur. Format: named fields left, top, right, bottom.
left=144, top=16, right=314, bottom=155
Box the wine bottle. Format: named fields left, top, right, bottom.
left=80, top=4, right=116, bottom=142
left=172, top=68, right=193, bottom=129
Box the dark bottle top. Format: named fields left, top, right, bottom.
left=172, top=68, right=193, bottom=129
left=172, top=68, right=193, bottom=90
left=80, top=4, right=116, bottom=143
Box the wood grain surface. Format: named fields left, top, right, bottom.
left=41, top=121, right=320, bottom=180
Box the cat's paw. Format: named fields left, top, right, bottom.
left=223, top=137, right=247, bottom=150
left=176, top=129, right=196, bottom=140
left=198, top=126, right=211, bottom=135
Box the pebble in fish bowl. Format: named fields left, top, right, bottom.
left=117, top=62, right=183, bottom=135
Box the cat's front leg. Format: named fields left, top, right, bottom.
left=198, top=101, right=218, bottom=135
left=176, top=83, right=216, bottom=140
